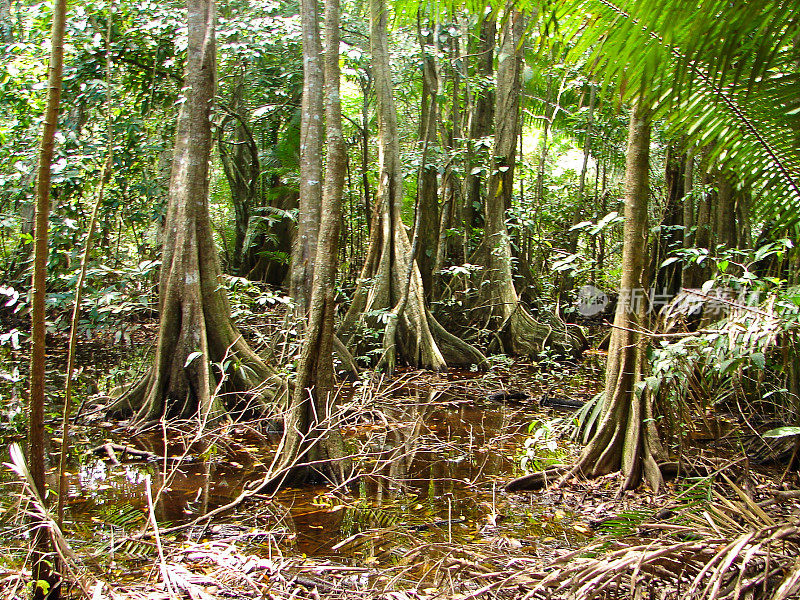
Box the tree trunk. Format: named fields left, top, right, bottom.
left=463, top=12, right=495, bottom=260
left=559, top=84, right=595, bottom=304
left=715, top=171, right=737, bottom=249
left=28, top=0, right=67, bottom=596
left=570, top=105, right=665, bottom=492
left=0, top=0, right=11, bottom=43
left=687, top=154, right=714, bottom=285
left=432, top=169, right=456, bottom=299
left=480, top=8, right=583, bottom=357
left=269, top=0, right=351, bottom=488
left=597, top=160, right=608, bottom=274
left=649, top=145, right=685, bottom=299
left=682, top=152, right=696, bottom=283
left=432, top=30, right=464, bottom=298
left=535, top=63, right=556, bottom=207
left=736, top=187, right=752, bottom=249
left=290, top=0, right=324, bottom=317
left=416, top=17, right=439, bottom=294
left=217, top=73, right=259, bottom=274
left=240, top=115, right=298, bottom=286
left=114, top=0, right=283, bottom=425
left=359, top=74, right=372, bottom=234
left=338, top=0, right=486, bottom=371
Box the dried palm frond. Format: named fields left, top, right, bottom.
left=508, top=472, right=798, bottom=600
left=522, top=518, right=800, bottom=600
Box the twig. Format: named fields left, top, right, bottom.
left=144, top=474, right=177, bottom=599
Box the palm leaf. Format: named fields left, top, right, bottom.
left=554, top=0, right=800, bottom=226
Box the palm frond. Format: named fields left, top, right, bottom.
left=555, top=0, right=800, bottom=227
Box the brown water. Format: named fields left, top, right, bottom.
left=3, top=363, right=600, bottom=569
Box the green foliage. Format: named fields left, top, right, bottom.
left=763, top=426, right=800, bottom=439
left=647, top=268, right=800, bottom=442
left=570, top=391, right=604, bottom=444
left=519, top=419, right=569, bottom=472
left=226, top=275, right=293, bottom=319
left=594, top=509, right=651, bottom=538
left=665, top=240, right=794, bottom=293
left=0, top=348, right=25, bottom=435
left=554, top=0, right=800, bottom=227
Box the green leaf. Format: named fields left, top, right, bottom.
left=552, top=254, right=579, bottom=272
left=763, top=426, right=800, bottom=439
left=569, top=220, right=593, bottom=232
left=34, top=580, right=50, bottom=596
left=184, top=351, right=204, bottom=368
left=749, top=352, right=766, bottom=369
left=718, top=358, right=738, bottom=375
left=754, top=243, right=776, bottom=262
left=660, top=256, right=680, bottom=268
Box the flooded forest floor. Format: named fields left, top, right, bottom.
left=1, top=318, right=800, bottom=600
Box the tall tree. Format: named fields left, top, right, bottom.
left=28, top=0, right=67, bottom=596
left=290, top=0, right=324, bottom=318
left=505, top=0, right=800, bottom=493
left=114, top=0, right=282, bottom=424
left=432, top=21, right=467, bottom=297
left=649, top=145, right=685, bottom=298
left=507, top=104, right=664, bottom=494
left=269, top=0, right=351, bottom=486
left=570, top=105, right=665, bottom=491
left=715, top=170, right=737, bottom=250
left=559, top=83, right=596, bottom=305
left=415, top=14, right=439, bottom=294
left=217, top=72, right=260, bottom=273
left=338, top=0, right=486, bottom=371
left=479, top=8, right=583, bottom=357
left=462, top=10, right=495, bottom=259
left=0, top=0, right=11, bottom=43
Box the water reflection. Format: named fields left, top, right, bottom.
left=51, top=390, right=547, bottom=563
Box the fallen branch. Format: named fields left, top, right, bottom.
left=91, top=443, right=161, bottom=462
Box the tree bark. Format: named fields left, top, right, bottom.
left=463, top=12, right=495, bottom=260
left=560, top=84, right=595, bottom=303
left=269, top=0, right=351, bottom=488
left=687, top=154, right=714, bottom=285
left=682, top=152, right=696, bottom=290
left=28, top=0, right=67, bottom=596
left=569, top=105, right=665, bottom=492
left=432, top=30, right=465, bottom=298
left=480, top=8, right=583, bottom=357
left=649, top=145, right=685, bottom=299
left=114, top=0, right=283, bottom=425
left=433, top=169, right=456, bottom=299
left=359, top=73, right=373, bottom=234
left=416, top=16, right=439, bottom=294
left=338, top=0, right=486, bottom=371
left=290, top=0, right=324, bottom=317
left=715, top=171, right=737, bottom=249
left=736, top=187, right=752, bottom=249
left=217, top=73, right=259, bottom=274
left=0, top=0, right=12, bottom=43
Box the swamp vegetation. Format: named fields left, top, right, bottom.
left=1, top=0, right=800, bottom=598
